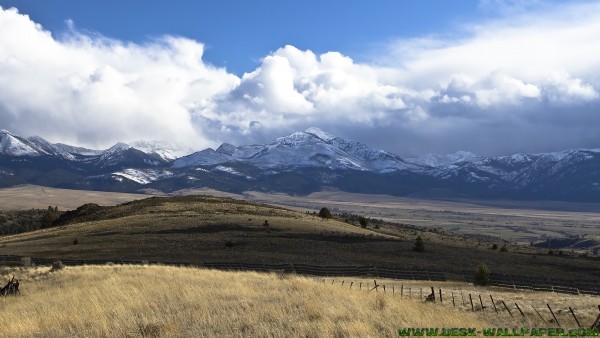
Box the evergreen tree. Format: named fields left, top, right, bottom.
left=413, top=235, right=425, bottom=252
left=318, top=207, right=332, bottom=219
left=474, top=263, right=492, bottom=286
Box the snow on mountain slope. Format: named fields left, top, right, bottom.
left=111, top=168, right=174, bottom=184
left=172, top=148, right=233, bottom=168
left=172, top=127, right=421, bottom=172
left=27, top=136, right=76, bottom=160
left=131, top=140, right=178, bottom=161
left=407, top=151, right=478, bottom=167
left=0, top=130, right=44, bottom=156
left=53, top=143, right=104, bottom=156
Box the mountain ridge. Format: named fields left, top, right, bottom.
left=0, top=128, right=599, bottom=202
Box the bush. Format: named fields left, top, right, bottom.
left=318, top=207, right=332, bottom=219
left=263, top=220, right=269, bottom=227
left=359, top=216, right=368, bottom=227
left=413, top=236, right=425, bottom=252
left=474, top=263, right=491, bottom=286
left=73, top=238, right=79, bottom=245
left=491, top=244, right=498, bottom=250
left=500, top=244, right=508, bottom=252
left=51, top=260, right=65, bottom=271
left=224, top=240, right=234, bottom=248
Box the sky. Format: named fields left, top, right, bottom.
left=0, top=0, right=599, bottom=157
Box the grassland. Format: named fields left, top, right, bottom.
left=0, top=265, right=491, bottom=337
left=2, top=186, right=599, bottom=250
left=0, top=195, right=598, bottom=281
left=245, top=191, right=600, bottom=248
left=0, top=185, right=149, bottom=210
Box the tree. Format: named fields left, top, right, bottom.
left=413, top=236, right=425, bottom=252
left=41, top=206, right=59, bottom=227
left=359, top=216, right=368, bottom=227
left=474, top=263, right=491, bottom=286
left=318, top=207, right=332, bottom=219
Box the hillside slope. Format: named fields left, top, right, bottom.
left=0, top=195, right=598, bottom=280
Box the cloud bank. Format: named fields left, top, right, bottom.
left=1, top=3, right=599, bottom=156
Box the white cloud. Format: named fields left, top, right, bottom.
left=1, top=3, right=600, bottom=156
left=0, top=7, right=238, bottom=153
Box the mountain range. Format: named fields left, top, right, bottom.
left=1, top=128, right=599, bottom=202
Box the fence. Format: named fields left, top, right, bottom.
left=0, top=254, right=598, bottom=296
left=320, top=277, right=600, bottom=331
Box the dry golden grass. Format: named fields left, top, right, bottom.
left=0, top=265, right=491, bottom=337
left=318, top=277, right=600, bottom=329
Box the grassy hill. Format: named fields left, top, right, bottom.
left=0, top=195, right=598, bottom=281
left=0, top=265, right=491, bottom=337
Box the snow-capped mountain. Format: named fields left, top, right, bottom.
left=0, top=130, right=45, bottom=156
left=130, top=140, right=177, bottom=161
left=173, top=127, right=418, bottom=172
left=1, top=128, right=600, bottom=201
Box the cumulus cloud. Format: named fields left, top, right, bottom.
left=1, top=3, right=600, bottom=156
left=0, top=7, right=239, bottom=153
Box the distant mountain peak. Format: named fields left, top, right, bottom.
left=107, top=142, right=131, bottom=152
left=0, top=130, right=42, bottom=156
left=130, top=140, right=177, bottom=161
left=304, top=127, right=336, bottom=142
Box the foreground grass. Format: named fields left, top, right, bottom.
left=0, top=265, right=490, bottom=337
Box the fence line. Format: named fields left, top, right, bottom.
left=322, top=277, right=600, bottom=330
left=0, top=254, right=598, bottom=295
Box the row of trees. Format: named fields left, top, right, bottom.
left=0, top=206, right=60, bottom=235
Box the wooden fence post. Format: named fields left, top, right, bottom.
left=469, top=294, right=475, bottom=312
left=451, top=291, right=455, bottom=307
left=360, top=282, right=362, bottom=290
left=547, top=304, right=561, bottom=327
left=490, top=295, right=498, bottom=313
left=461, top=291, right=465, bottom=306
left=383, top=285, right=386, bottom=293
left=479, top=295, right=485, bottom=311
left=569, top=307, right=581, bottom=328
left=502, top=301, right=513, bottom=317
left=531, top=305, right=548, bottom=325
left=439, top=289, right=443, bottom=303
left=393, top=286, right=395, bottom=295
left=590, top=305, right=600, bottom=330
left=515, top=303, right=525, bottom=318
left=401, top=285, right=403, bottom=298
left=350, top=282, right=353, bottom=289
left=342, top=280, right=345, bottom=286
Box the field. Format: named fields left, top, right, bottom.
left=1, top=186, right=599, bottom=250
left=0, top=265, right=491, bottom=337
left=245, top=191, right=600, bottom=247
left=0, top=185, right=149, bottom=210
left=0, top=194, right=598, bottom=282
left=0, top=186, right=599, bottom=336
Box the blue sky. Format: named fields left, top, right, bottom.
left=0, top=0, right=488, bottom=75
left=0, top=1, right=599, bottom=156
